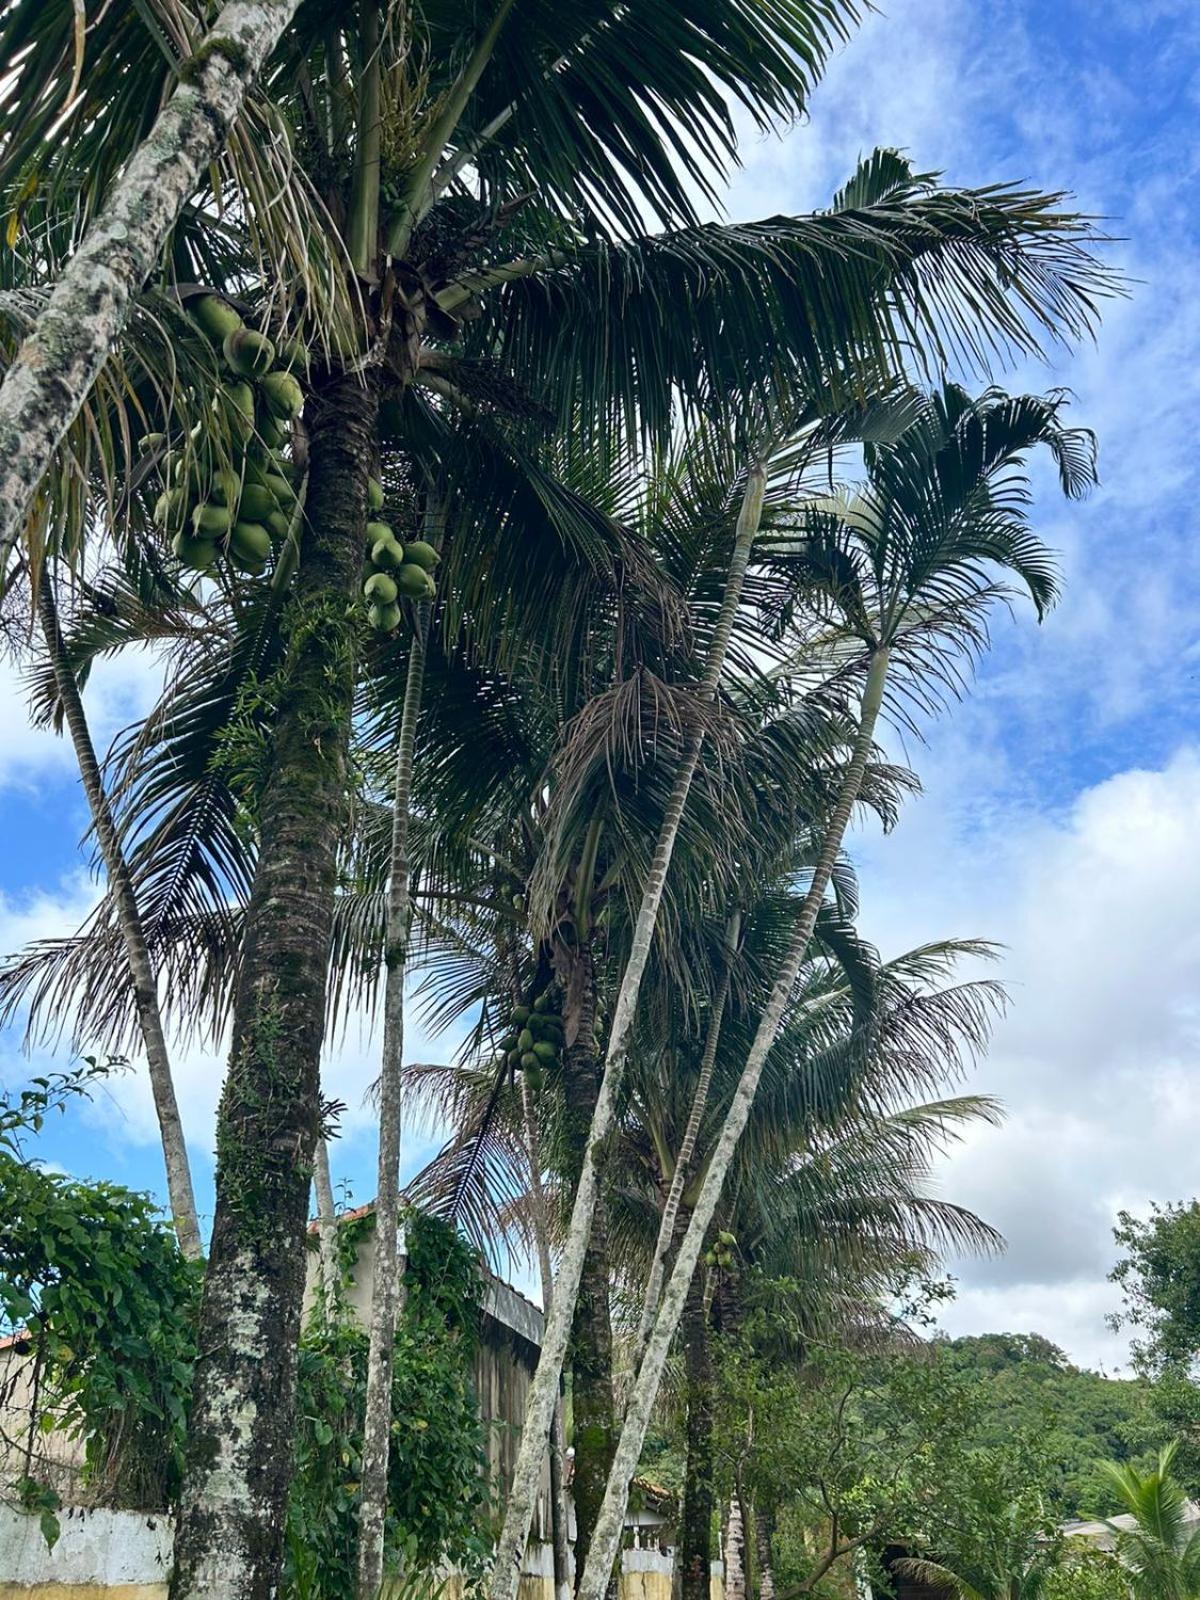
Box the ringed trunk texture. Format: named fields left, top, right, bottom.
left=679, top=1269, right=715, bottom=1600
left=489, top=460, right=768, bottom=1600
left=577, top=647, right=892, bottom=1600
left=634, top=916, right=738, bottom=1359
left=520, top=1073, right=574, bottom=1600
left=0, top=0, right=303, bottom=584
left=169, top=366, right=379, bottom=1600
left=355, top=606, right=429, bottom=1600
left=37, top=577, right=202, bottom=1260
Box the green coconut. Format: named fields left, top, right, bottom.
left=520, top=1051, right=539, bottom=1071
left=275, top=335, right=310, bottom=373
left=371, top=537, right=405, bottom=570
left=367, top=477, right=385, bottom=512
left=367, top=600, right=402, bottom=632
left=223, top=326, right=275, bottom=378
left=499, top=1033, right=519, bottom=1053
left=190, top=294, right=243, bottom=344
left=266, top=509, right=292, bottom=541
left=153, top=487, right=188, bottom=528
left=238, top=482, right=277, bottom=522
left=511, top=1006, right=531, bottom=1025
left=230, top=521, right=272, bottom=564
left=364, top=572, right=398, bottom=605
left=223, top=380, right=256, bottom=436
left=192, top=502, right=234, bottom=536
left=531, top=1039, right=558, bottom=1064
left=366, top=520, right=393, bottom=545
left=395, top=562, right=429, bottom=598
left=231, top=550, right=267, bottom=577
left=211, top=467, right=242, bottom=507
left=259, top=370, right=304, bottom=419
left=419, top=572, right=437, bottom=600
left=256, top=413, right=288, bottom=450
left=517, top=1028, right=534, bottom=1053
left=403, top=540, right=440, bottom=572
left=533, top=992, right=551, bottom=1013
left=171, top=530, right=218, bottom=570
left=263, top=472, right=296, bottom=505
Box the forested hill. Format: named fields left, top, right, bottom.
left=938, top=1332, right=1152, bottom=1519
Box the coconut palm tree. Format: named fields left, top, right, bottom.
left=0, top=10, right=1114, bottom=1581
left=577, top=382, right=1099, bottom=1600
left=32, top=573, right=202, bottom=1259
left=1100, top=1444, right=1200, bottom=1600
left=610, top=926, right=1005, bottom=1600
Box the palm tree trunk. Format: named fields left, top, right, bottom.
left=311, top=1137, right=339, bottom=1311
left=169, top=363, right=380, bottom=1600
left=634, top=914, right=739, bottom=1358
left=560, top=944, right=617, bottom=1595
left=724, top=1500, right=746, bottom=1600
left=754, top=1509, right=776, bottom=1600
left=36, top=577, right=202, bottom=1260
left=490, top=459, right=768, bottom=1600
left=576, top=646, right=892, bottom=1600
left=520, top=1073, right=573, bottom=1600
left=0, top=0, right=303, bottom=583
left=355, top=605, right=430, bottom=1600
left=679, top=1268, right=715, bottom=1600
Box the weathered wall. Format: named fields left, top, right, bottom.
left=0, top=1505, right=171, bottom=1598
left=0, top=1511, right=723, bottom=1599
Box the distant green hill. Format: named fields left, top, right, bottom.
left=937, top=1332, right=1155, bottom=1519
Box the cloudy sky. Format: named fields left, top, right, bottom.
left=3, top=0, right=1199, bottom=1373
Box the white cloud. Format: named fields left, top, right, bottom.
left=0, top=645, right=163, bottom=792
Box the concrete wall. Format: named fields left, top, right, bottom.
left=0, top=1505, right=171, bottom=1599
left=0, top=1511, right=723, bottom=1600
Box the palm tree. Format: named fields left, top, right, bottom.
left=1100, top=1444, right=1200, bottom=1600
left=611, top=927, right=1005, bottom=1600
left=0, top=10, right=1113, bottom=1582
left=577, top=382, right=1099, bottom=1600
left=33, top=573, right=202, bottom=1259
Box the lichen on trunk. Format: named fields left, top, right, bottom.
left=169, top=364, right=379, bottom=1600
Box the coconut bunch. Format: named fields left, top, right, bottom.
left=147, top=292, right=306, bottom=577
left=361, top=476, right=440, bottom=633
left=495, top=986, right=565, bottom=1092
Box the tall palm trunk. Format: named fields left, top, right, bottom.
left=577, top=647, right=892, bottom=1600
left=724, top=1499, right=747, bottom=1600
left=37, top=577, right=202, bottom=1260
left=520, top=1073, right=573, bottom=1600
left=169, top=364, right=380, bottom=1600
left=355, top=602, right=429, bottom=1600
left=491, top=459, right=768, bottom=1600
left=754, top=1510, right=776, bottom=1600
left=679, top=1266, right=715, bottom=1600
left=0, top=0, right=304, bottom=580
left=311, top=1136, right=339, bottom=1310
left=635, top=914, right=739, bottom=1357
left=560, top=945, right=617, bottom=1593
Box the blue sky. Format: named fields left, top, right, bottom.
left=4, top=0, right=1200, bottom=1370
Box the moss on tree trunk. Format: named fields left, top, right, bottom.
left=169, top=364, right=379, bottom=1600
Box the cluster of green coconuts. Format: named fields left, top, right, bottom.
left=703, top=1231, right=738, bottom=1272
left=361, top=476, right=440, bottom=634
left=497, top=988, right=565, bottom=1089
left=147, top=293, right=305, bottom=576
